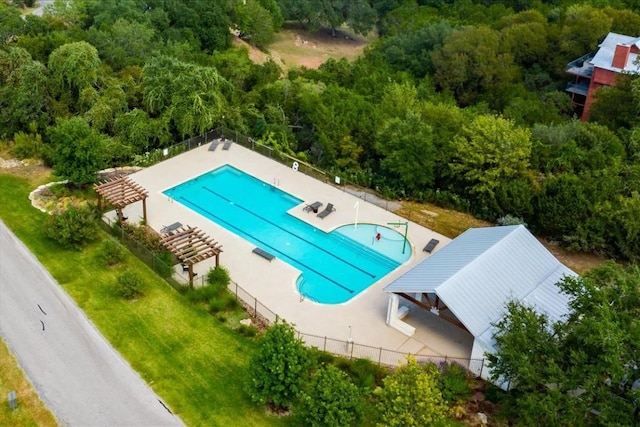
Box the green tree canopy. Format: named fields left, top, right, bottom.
left=48, top=116, right=106, bottom=185
left=489, top=263, right=640, bottom=426
left=375, top=357, right=450, bottom=427
left=298, top=364, right=364, bottom=427
left=449, top=115, right=532, bottom=203
left=247, top=320, right=308, bottom=410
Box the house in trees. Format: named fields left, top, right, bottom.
left=384, top=225, right=577, bottom=386
left=566, top=32, right=640, bottom=121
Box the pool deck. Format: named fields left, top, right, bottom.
left=117, top=142, right=474, bottom=361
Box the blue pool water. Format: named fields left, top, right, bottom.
left=164, top=165, right=411, bottom=304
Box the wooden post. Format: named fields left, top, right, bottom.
left=188, top=264, right=194, bottom=287
left=142, top=198, right=147, bottom=224
left=215, top=253, right=219, bottom=267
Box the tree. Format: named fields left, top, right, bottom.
left=431, top=25, right=518, bottom=106
left=376, top=110, right=436, bottom=198
left=247, top=320, right=308, bottom=410
left=142, top=55, right=231, bottom=137
left=48, top=41, right=101, bottom=105
left=48, top=117, right=106, bottom=185
left=298, top=365, right=364, bottom=427
left=231, top=0, right=278, bottom=48
left=277, top=0, right=376, bottom=36
left=0, top=47, right=49, bottom=138
left=560, top=5, right=612, bottom=59
left=449, top=115, right=532, bottom=207
left=375, top=357, right=450, bottom=427
left=489, top=263, right=640, bottom=426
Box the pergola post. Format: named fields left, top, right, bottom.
left=142, top=198, right=148, bottom=224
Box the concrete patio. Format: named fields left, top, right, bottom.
left=116, top=141, right=475, bottom=362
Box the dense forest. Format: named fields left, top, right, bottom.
left=2, top=0, right=640, bottom=263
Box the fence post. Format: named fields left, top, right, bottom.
left=378, top=347, right=383, bottom=366
left=479, top=358, right=485, bottom=378
left=323, top=336, right=327, bottom=352
left=253, top=298, right=257, bottom=318
left=350, top=341, right=354, bottom=359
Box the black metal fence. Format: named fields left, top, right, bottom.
left=104, top=129, right=488, bottom=377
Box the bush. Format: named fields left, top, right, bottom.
left=98, top=239, right=126, bottom=267
left=237, top=324, right=258, bottom=337
left=44, top=205, right=98, bottom=249
left=207, top=265, right=230, bottom=288
left=497, top=214, right=527, bottom=227
left=185, top=283, right=221, bottom=304
left=438, top=362, right=472, bottom=403
left=344, top=358, right=388, bottom=390
left=116, top=270, right=144, bottom=299
left=207, top=293, right=239, bottom=314
left=11, top=131, right=43, bottom=159
left=298, top=365, right=364, bottom=427
left=247, top=321, right=309, bottom=410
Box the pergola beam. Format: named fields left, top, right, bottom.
left=159, top=225, right=223, bottom=286
left=94, top=177, right=149, bottom=223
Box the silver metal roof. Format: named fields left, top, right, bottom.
left=591, top=32, right=640, bottom=73
left=384, top=225, right=577, bottom=339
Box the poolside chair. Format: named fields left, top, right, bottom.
left=222, top=139, right=232, bottom=150
left=423, top=238, right=439, bottom=253
left=252, top=247, right=275, bottom=261
left=317, top=203, right=335, bottom=219
left=208, top=140, right=219, bottom=151
left=303, top=201, right=323, bottom=213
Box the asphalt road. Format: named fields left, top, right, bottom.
left=0, top=220, right=182, bottom=426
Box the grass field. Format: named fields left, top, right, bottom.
left=0, top=173, right=295, bottom=426
left=0, top=339, right=58, bottom=427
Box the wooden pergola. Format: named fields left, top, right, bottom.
left=159, top=225, right=223, bottom=285
left=94, top=177, right=148, bottom=223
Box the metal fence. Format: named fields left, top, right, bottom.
left=137, top=127, right=416, bottom=215
left=105, top=129, right=488, bottom=376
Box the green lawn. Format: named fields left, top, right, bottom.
left=0, top=174, right=295, bottom=426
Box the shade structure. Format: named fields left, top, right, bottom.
left=159, top=225, right=223, bottom=285
left=94, top=176, right=148, bottom=223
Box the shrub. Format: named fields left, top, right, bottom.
left=116, top=270, right=144, bottom=299
left=98, top=239, right=126, bottom=267
left=237, top=324, right=258, bottom=337
left=207, top=265, right=230, bottom=288
left=345, top=357, right=388, bottom=390
left=185, top=283, right=221, bottom=304
left=207, top=293, right=239, bottom=314
left=375, top=357, right=451, bottom=427
left=11, top=131, right=43, bottom=159
left=497, top=214, right=527, bottom=227
left=247, top=321, right=309, bottom=410
left=44, top=205, right=98, bottom=249
left=298, top=365, right=364, bottom=427
left=438, top=362, right=472, bottom=403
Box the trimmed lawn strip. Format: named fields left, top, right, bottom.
left=0, top=174, right=294, bottom=426
left=0, top=338, right=58, bottom=427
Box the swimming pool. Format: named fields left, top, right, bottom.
left=164, top=165, right=411, bottom=304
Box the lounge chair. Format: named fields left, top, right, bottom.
left=160, top=222, right=182, bottom=235
left=222, top=139, right=232, bottom=150
left=252, top=247, right=275, bottom=261
left=208, top=140, right=219, bottom=151
left=303, top=201, right=323, bottom=213
left=180, top=263, right=197, bottom=276
left=423, top=238, right=440, bottom=253
left=317, top=203, right=335, bottom=219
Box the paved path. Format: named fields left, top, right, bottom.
left=0, top=220, right=182, bottom=426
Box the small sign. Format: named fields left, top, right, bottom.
left=334, top=176, right=341, bottom=184
left=8, top=391, right=17, bottom=410
left=163, top=148, right=169, bottom=156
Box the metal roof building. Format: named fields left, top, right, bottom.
left=384, top=225, right=577, bottom=383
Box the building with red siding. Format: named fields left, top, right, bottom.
left=566, top=32, right=640, bottom=121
